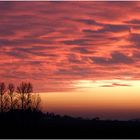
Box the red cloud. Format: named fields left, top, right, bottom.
left=0, top=1, right=140, bottom=92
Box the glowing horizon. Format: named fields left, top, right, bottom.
left=39, top=79, right=140, bottom=120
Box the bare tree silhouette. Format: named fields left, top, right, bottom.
left=16, top=82, right=33, bottom=110
left=3, top=94, right=10, bottom=111
left=0, top=82, right=6, bottom=112
left=0, top=82, right=41, bottom=113
left=32, top=93, right=41, bottom=111
left=8, top=83, right=15, bottom=110
left=26, top=82, right=33, bottom=109
left=17, top=82, right=26, bottom=110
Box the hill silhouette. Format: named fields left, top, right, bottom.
left=0, top=82, right=140, bottom=138
left=1, top=110, right=140, bottom=138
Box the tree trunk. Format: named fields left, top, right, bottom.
left=21, top=94, right=24, bottom=110
left=1, top=95, right=3, bottom=113
left=10, top=96, right=13, bottom=110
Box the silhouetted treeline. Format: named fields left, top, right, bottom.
left=1, top=110, right=140, bottom=139
left=0, top=82, right=41, bottom=112
left=1, top=82, right=140, bottom=138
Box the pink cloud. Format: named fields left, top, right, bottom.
left=0, top=2, right=140, bottom=92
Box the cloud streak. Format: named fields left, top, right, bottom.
left=101, top=83, right=131, bottom=87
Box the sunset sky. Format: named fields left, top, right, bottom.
left=1, top=1, right=140, bottom=119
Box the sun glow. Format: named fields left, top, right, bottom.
left=39, top=79, right=140, bottom=120
left=74, top=80, right=96, bottom=88
left=74, top=79, right=133, bottom=89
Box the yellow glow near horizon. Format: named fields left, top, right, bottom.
left=39, top=79, right=140, bottom=119
left=74, top=79, right=134, bottom=89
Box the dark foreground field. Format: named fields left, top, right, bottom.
left=1, top=110, right=140, bottom=139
